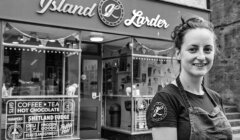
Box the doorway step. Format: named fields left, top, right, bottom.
left=224, top=105, right=240, bottom=140
left=81, top=138, right=108, bottom=140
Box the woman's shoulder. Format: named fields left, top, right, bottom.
left=155, top=83, right=181, bottom=99
left=162, top=84, right=179, bottom=93
left=204, top=87, right=223, bottom=106
left=205, top=87, right=221, bottom=99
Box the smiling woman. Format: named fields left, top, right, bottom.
left=146, top=17, right=233, bottom=140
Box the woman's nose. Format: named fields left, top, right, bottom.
left=196, top=50, right=206, bottom=60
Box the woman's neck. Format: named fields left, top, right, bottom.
left=179, top=73, right=204, bottom=95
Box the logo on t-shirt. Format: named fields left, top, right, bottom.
left=151, top=102, right=167, bottom=122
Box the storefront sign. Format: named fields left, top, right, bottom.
left=36, top=0, right=169, bottom=29
left=5, top=99, right=75, bottom=140
left=37, top=0, right=97, bottom=17
left=0, top=0, right=209, bottom=40
left=98, top=0, right=124, bottom=27
left=124, top=10, right=169, bottom=28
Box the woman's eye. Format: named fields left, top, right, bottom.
left=188, top=48, right=197, bottom=53
left=204, top=48, right=212, bottom=53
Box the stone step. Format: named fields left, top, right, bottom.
left=232, top=126, right=240, bottom=134
left=226, top=113, right=240, bottom=120
left=224, top=105, right=240, bottom=135
left=224, top=105, right=239, bottom=113
left=230, top=119, right=240, bottom=127
left=233, top=133, right=240, bottom=140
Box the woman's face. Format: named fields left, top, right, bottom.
left=177, top=28, right=215, bottom=78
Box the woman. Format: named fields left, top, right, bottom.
left=146, top=17, right=233, bottom=140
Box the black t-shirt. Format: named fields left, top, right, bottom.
left=146, top=84, right=224, bottom=140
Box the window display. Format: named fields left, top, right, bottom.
left=1, top=22, right=81, bottom=140
left=102, top=37, right=179, bottom=133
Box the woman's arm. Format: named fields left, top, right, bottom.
left=152, top=127, right=177, bottom=140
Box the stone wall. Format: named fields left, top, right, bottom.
left=162, top=0, right=207, bottom=9
left=210, top=0, right=240, bottom=107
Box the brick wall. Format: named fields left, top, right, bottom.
left=210, top=0, right=240, bottom=108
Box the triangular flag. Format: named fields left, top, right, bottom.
left=5, top=23, right=13, bottom=31
left=58, top=38, right=65, bottom=47
left=142, top=48, right=146, bottom=54
left=73, top=34, right=79, bottom=40
left=39, top=39, right=48, bottom=46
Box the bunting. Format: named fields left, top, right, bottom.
left=5, top=22, right=174, bottom=57
left=133, top=38, right=174, bottom=56
left=5, top=22, right=80, bottom=48
left=39, top=39, right=48, bottom=46
left=103, top=38, right=175, bottom=58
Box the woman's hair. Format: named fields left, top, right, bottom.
left=171, top=16, right=217, bottom=51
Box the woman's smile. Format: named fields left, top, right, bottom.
left=193, top=63, right=207, bottom=68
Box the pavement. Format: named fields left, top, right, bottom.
left=234, top=134, right=240, bottom=140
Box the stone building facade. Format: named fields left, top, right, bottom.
left=210, top=0, right=240, bottom=108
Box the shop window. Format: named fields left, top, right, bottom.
left=1, top=22, right=81, bottom=140
left=102, top=37, right=180, bottom=134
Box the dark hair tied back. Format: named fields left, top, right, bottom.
left=171, top=16, right=215, bottom=50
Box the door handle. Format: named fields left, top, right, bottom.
left=92, top=92, right=101, bottom=101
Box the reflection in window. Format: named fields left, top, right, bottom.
left=3, top=46, right=80, bottom=96
left=2, top=22, right=80, bottom=97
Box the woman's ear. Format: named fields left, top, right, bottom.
left=175, top=49, right=181, bottom=60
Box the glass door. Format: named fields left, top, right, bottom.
left=80, top=43, right=102, bottom=139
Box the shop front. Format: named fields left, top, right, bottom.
left=0, top=0, right=210, bottom=139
